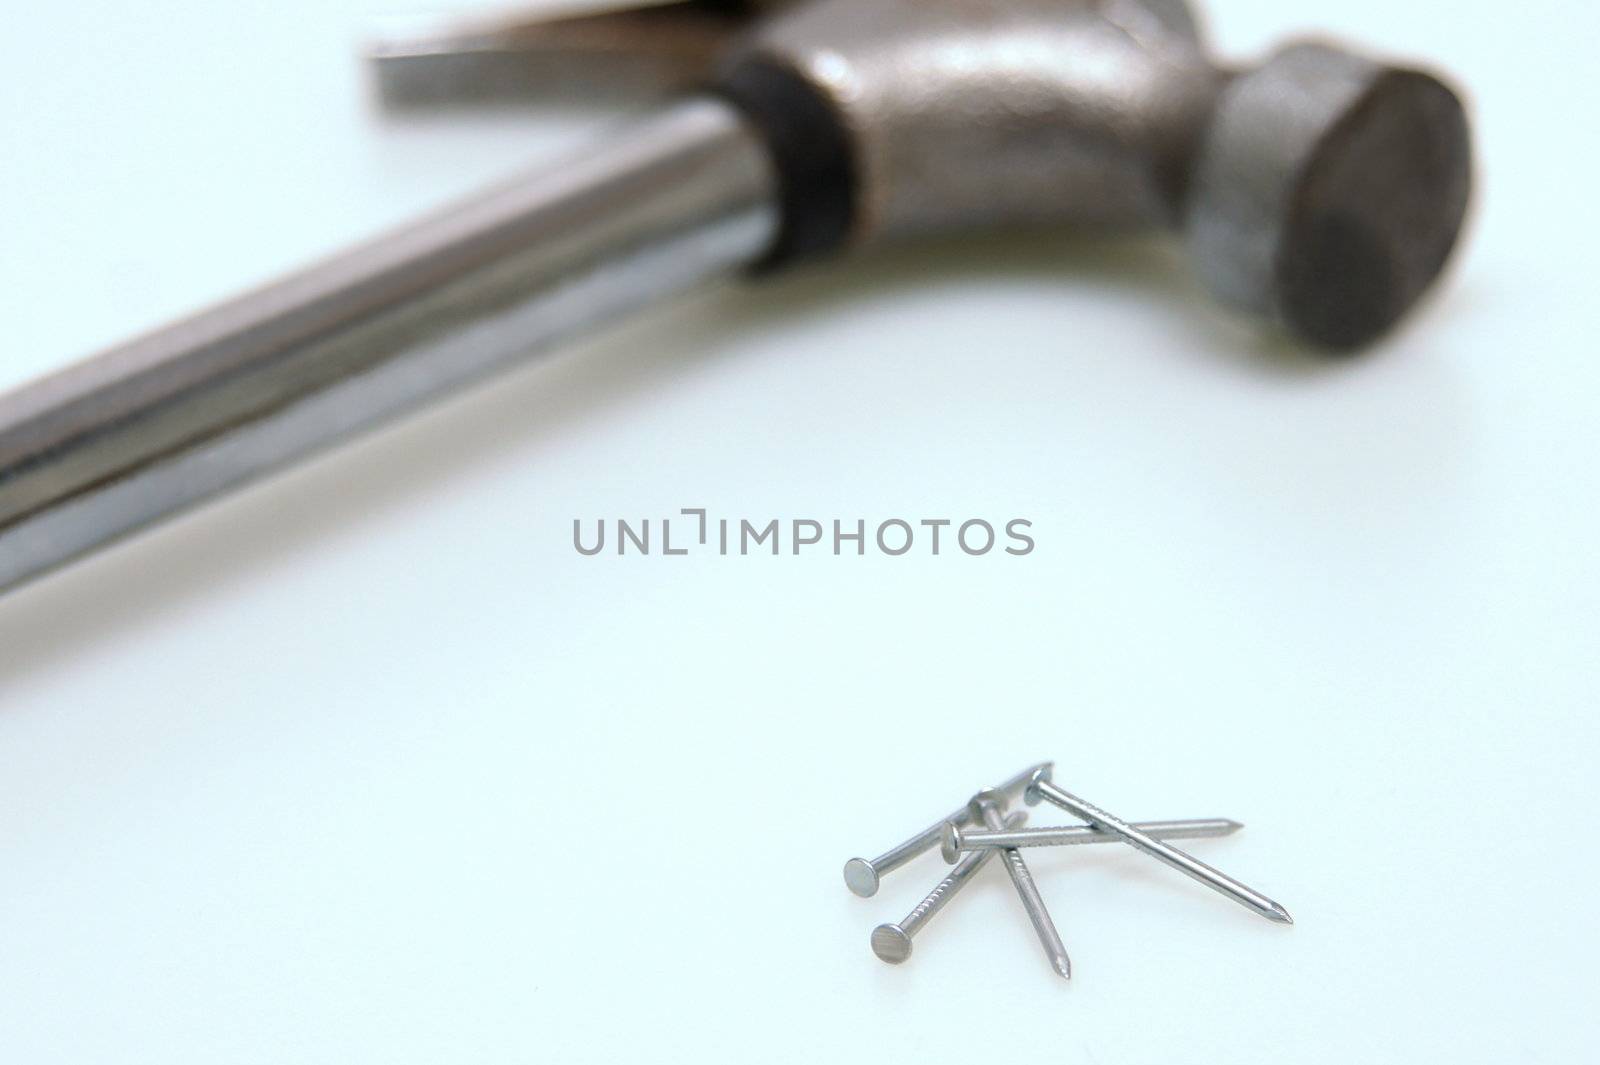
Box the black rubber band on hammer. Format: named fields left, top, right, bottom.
left=713, top=55, right=857, bottom=271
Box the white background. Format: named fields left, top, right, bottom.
left=2, top=1, right=1597, bottom=1061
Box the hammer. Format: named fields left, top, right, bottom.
left=0, top=0, right=1473, bottom=594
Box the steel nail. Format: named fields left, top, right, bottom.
left=843, top=761, right=1052, bottom=897
left=971, top=787, right=1072, bottom=979
left=871, top=810, right=1027, bottom=964
left=941, top=817, right=1242, bottom=862
left=1025, top=767, right=1292, bottom=924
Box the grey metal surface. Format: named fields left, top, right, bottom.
left=870, top=809, right=1027, bottom=965
left=940, top=817, right=1242, bottom=863
left=1186, top=42, right=1473, bottom=348
left=842, top=761, right=1053, bottom=897
left=1026, top=767, right=1292, bottom=924
left=733, top=0, right=1224, bottom=240
left=0, top=98, right=777, bottom=593
left=972, top=788, right=1071, bottom=979
left=731, top=0, right=1472, bottom=347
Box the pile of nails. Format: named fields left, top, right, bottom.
left=845, top=762, right=1292, bottom=979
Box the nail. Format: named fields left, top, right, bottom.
left=843, top=761, right=1052, bottom=897
left=941, top=818, right=1242, bottom=862
left=972, top=788, right=1072, bottom=978
left=871, top=810, right=1027, bottom=964
left=1025, top=767, right=1292, bottom=924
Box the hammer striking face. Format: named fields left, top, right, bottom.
left=0, top=0, right=1472, bottom=594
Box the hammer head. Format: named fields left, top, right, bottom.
left=721, top=0, right=1474, bottom=350
left=1187, top=42, right=1472, bottom=350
